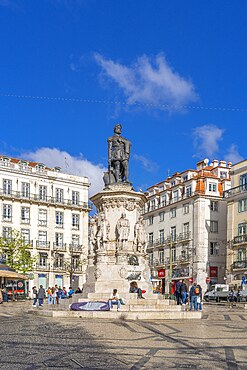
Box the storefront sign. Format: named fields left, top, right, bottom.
left=206, top=277, right=210, bottom=283
left=158, top=269, right=166, bottom=278
left=210, top=266, right=218, bottom=278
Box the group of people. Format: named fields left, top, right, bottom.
left=108, top=282, right=145, bottom=311
left=32, top=285, right=83, bottom=307
left=175, top=279, right=203, bottom=311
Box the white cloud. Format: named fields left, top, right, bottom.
left=94, top=53, right=197, bottom=111
left=22, top=147, right=106, bottom=196
left=193, top=124, right=224, bottom=158
left=224, top=144, right=244, bottom=164
left=133, top=154, right=159, bottom=173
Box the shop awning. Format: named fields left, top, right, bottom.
left=0, top=270, right=28, bottom=279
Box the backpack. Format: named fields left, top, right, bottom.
left=195, top=286, right=200, bottom=295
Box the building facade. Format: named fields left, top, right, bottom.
left=225, top=159, right=247, bottom=287
left=143, top=159, right=232, bottom=293
left=0, top=155, right=91, bottom=294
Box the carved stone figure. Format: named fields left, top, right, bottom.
left=134, top=216, right=147, bottom=253
left=104, top=124, right=132, bottom=185
left=116, top=212, right=130, bottom=250
left=88, top=216, right=98, bottom=254
left=95, top=213, right=110, bottom=251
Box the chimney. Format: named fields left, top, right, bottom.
left=219, top=160, right=226, bottom=167
left=212, top=160, right=219, bottom=168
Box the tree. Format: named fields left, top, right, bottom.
left=55, top=248, right=87, bottom=287
left=0, top=230, right=36, bottom=274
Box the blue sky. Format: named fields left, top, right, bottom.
left=0, top=0, right=246, bottom=194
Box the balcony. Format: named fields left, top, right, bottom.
left=36, top=263, right=49, bottom=270
left=53, top=264, right=65, bottom=271
left=69, top=244, right=83, bottom=253
left=224, top=184, right=247, bottom=198
left=36, top=241, right=50, bottom=250
left=0, top=189, right=92, bottom=210
left=233, top=235, right=247, bottom=245
left=38, top=220, right=47, bottom=227
left=53, top=243, right=67, bottom=251
left=20, top=218, right=30, bottom=225
left=2, top=216, right=12, bottom=223
left=177, top=231, right=191, bottom=242
left=232, top=260, right=247, bottom=270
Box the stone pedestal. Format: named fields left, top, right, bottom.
left=83, top=183, right=153, bottom=297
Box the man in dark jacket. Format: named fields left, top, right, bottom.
left=180, top=279, right=188, bottom=306
left=175, top=280, right=182, bottom=305
left=37, top=285, right=45, bottom=307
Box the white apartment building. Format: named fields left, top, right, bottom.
left=225, top=159, right=247, bottom=287
left=143, top=159, right=232, bottom=293
left=0, top=155, right=91, bottom=293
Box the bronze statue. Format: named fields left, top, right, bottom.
left=104, top=124, right=131, bottom=186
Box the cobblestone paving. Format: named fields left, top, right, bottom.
left=0, top=302, right=246, bottom=369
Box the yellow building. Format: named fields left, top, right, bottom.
left=225, top=159, right=247, bottom=287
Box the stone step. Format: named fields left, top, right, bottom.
left=78, top=298, right=175, bottom=306
left=30, top=309, right=201, bottom=320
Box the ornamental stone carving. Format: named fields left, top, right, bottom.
left=134, top=216, right=147, bottom=253
left=116, top=212, right=130, bottom=250
left=95, top=212, right=110, bottom=251
left=94, top=268, right=102, bottom=280
left=119, top=266, right=128, bottom=279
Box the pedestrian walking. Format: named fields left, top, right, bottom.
left=32, top=286, right=38, bottom=307
left=228, top=288, right=235, bottom=308
left=196, top=284, right=203, bottom=311
left=175, top=279, right=182, bottom=305
left=180, top=279, right=187, bottom=308
left=37, top=285, right=45, bottom=307
left=56, top=286, right=63, bottom=304
left=189, top=283, right=198, bottom=311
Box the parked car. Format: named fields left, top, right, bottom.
left=204, top=284, right=229, bottom=302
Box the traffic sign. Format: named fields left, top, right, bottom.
left=206, top=277, right=210, bottom=283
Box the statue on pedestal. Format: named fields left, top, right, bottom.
left=96, top=213, right=110, bottom=251
left=134, top=216, right=147, bottom=253
left=89, top=216, right=98, bottom=255
left=116, top=212, right=130, bottom=250
left=104, top=124, right=132, bottom=186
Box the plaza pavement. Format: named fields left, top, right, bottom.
left=0, top=300, right=246, bottom=369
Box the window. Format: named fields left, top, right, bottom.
left=148, top=216, right=154, bottom=225
left=38, top=209, right=47, bottom=226
left=149, top=252, right=153, bottom=265
left=159, top=211, right=164, bottom=222
left=220, top=171, right=227, bottom=179
left=159, top=229, right=165, bottom=243
left=39, top=254, right=47, bottom=267
left=21, top=182, right=30, bottom=198
left=148, top=233, right=153, bottom=245
left=210, top=201, right=218, bottom=212
left=238, top=223, right=246, bottom=236
left=209, top=183, right=217, bottom=192
left=173, top=190, right=179, bottom=202
left=238, top=199, right=247, bottom=213
left=71, top=234, right=80, bottom=246
left=39, top=185, right=47, bottom=201
left=150, top=199, right=155, bottom=211
left=210, top=242, right=219, bottom=256
left=72, top=191, right=79, bottom=205
left=55, top=188, right=64, bottom=203
left=72, top=214, right=80, bottom=229
left=171, top=181, right=175, bottom=186
left=3, top=204, right=12, bottom=221
left=183, top=176, right=188, bottom=182
left=240, top=174, right=247, bottom=190
left=158, top=250, right=164, bottom=264
left=21, top=229, right=30, bottom=244
left=171, top=248, right=176, bottom=262
left=38, top=231, right=47, bottom=246
left=185, top=186, right=192, bottom=197
left=183, top=222, right=190, bottom=234
left=171, top=208, right=176, bottom=218
left=238, top=248, right=246, bottom=261
left=54, top=254, right=64, bottom=268
left=21, top=207, right=30, bottom=224
left=55, top=211, right=64, bottom=228
left=3, top=179, right=12, bottom=195
left=3, top=227, right=12, bottom=238
left=210, top=221, right=218, bottom=233
left=171, top=226, right=176, bottom=241
left=161, top=196, right=166, bottom=207
left=55, top=233, right=64, bottom=247
left=72, top=256, right=80, bottom=269
left=183, top=203, right=189, bottom=214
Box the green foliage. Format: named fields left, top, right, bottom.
left=0, top=230, right=36, bottom=273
